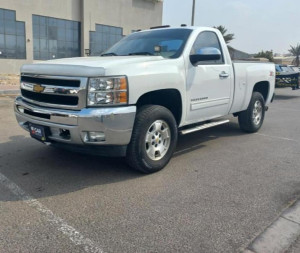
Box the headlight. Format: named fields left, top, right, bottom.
left=87, top=76, right=128, bottom=106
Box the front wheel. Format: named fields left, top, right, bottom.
left=126, top=105, right=178, bottom=174
left=238, top=92, right=265, bottom=133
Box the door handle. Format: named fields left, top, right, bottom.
left=219, top=72, right=229, bottom=78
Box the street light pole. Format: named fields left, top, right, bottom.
left=191, top=0, right=196, bottom=26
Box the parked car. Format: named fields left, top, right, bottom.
left=15, top=26, right=275, bottom=173
left=275, top=64, right=299, bottom=89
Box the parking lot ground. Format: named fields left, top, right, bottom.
left=0, top=88, right=300, bottom=253
left=287, top=235, right=300, bottom=253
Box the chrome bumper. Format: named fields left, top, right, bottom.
left=14, top=96, right=136, bottom=146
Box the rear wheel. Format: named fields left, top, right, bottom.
left=126, top=105, right=178, bottom=173
left=238, top=92, right=265, bottom=133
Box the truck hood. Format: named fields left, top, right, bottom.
left=21, top=56, right=165, bottom=77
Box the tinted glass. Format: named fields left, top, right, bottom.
left=40, top=16, right=46, bottom=25
left=191, top=31, right=224, bottom=64
left=16, top=22, right=25, bottom=35
left=103, top=28, right=192, bottom=59
left=89, top=24, right=123, bottom=56
left=5, top=21, right=16, bottom=35
left=0, top=34, right=4, bottom=48
left=39, top=25, right=47, bottom=38
left=32, top=15, right=81, bottom=60
left=0, top=8, right=26, bottom=59
left=33, top=15, right=39, bottom=25
left=17, top=36, right=25, bottom=50
left=5, top=35, right=17, bottom=50
left=48, top=26, right=57, bottom=40
left=33, top=39, right=39, bottom=51
left=4, top=10, right=15, bottom=21
left=0, top=20, right=4, bottom=33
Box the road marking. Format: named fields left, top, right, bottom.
left=255, top=133, right=298, bottom=142
left=0, top=172, right=103, bottom=253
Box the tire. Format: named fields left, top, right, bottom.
left=238, top=92, right=265, bottom=133
left=126, top=105, right=178, bottom=174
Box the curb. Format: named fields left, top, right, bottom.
left=243, top=199, right=300, bottom=253
left=0, top=89, right=20, bottom=95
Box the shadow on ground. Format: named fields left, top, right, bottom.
left=275, top=94, right=300, bottom=100
left=0, top=121, right=246, bottom=201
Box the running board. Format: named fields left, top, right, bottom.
left=180, top=120, right=230, bottom=135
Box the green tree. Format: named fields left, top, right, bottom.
left=214, top=25, right=235, bottom=44
left=289, top=44, right=300, bottom=67
left=254, top=50, right=274, bottom=62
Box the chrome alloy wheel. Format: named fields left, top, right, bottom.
left=252, top=100, right=263, bottom=125
left=145, top=120, right=171, bottom=161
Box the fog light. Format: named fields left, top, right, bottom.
left=59, top=129, right=70, bottom=140
left=86, top=131, right=106, bottom=142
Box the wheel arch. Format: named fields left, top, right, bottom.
left=136, top=89, right=183, bottom=125
left=253, top=81, right=270, bottom=102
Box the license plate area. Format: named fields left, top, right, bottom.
left=28, top=123, right=50, bottom=142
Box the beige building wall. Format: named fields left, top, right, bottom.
left=274, top=57, right=294, bottom=65
left=82, top=0, right=163, bottom=56
left=0, top=0, right=163, bottom=74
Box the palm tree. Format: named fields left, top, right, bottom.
left=214, top=25, right=235, bottom=44
left=289, top=44, right=300, bottom=67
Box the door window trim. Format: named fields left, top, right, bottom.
left=190, top=31, right=225, bottom=66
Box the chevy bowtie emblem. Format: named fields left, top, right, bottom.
left=33, top=84, right=45, bottom=93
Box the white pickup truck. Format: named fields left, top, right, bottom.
left=15, top=26, right=275, bottom=173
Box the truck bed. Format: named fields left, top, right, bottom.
left=230, top=61, right=275, bottom=114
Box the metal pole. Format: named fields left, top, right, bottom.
left=191, top=0, right=196, bottom=26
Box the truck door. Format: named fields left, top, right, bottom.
left=185, top=31, right=232, bottom=124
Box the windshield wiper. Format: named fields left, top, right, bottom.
left=128, top=52, right=154, bottom=56
left=101, top=53, right=118, bottom=56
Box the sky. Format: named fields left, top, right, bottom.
left=162, top=0, right=300, bottom=54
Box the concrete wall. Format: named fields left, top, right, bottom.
left=0, top=0, right=163, bottom=74
left=82, top=0, right=163, bottom=56
left=274, top=57, right=294, bottom=65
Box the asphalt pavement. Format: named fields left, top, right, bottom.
left=0, top=88, right=300, bottom=253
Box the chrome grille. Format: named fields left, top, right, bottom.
left=20, top=74, right=88, bottom=110
left=21, top=76, right=81, bottom=87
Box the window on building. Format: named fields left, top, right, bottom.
left=90, top=24, right=123, bottom=56
left=32, top=15, right=81, bottom=60
left=0, top=8, right=26, bottom=59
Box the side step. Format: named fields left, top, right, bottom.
left=180, top=120, right=230, bottom=135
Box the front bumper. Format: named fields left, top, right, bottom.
left=14, top=97, right=136, bottom=155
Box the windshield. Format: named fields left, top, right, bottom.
left=102, top=28, right=193, bottom=59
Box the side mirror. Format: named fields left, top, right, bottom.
left=190, top=47, right=221, bottom=65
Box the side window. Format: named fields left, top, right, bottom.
left=191, top=31, right=224, bottom=65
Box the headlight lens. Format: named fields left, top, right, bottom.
left=87, top=76, right=128, bottom=106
